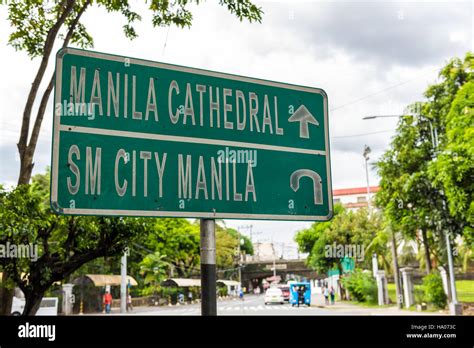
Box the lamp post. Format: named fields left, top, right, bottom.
left=363, top=145, right=372, bottom=213
left=363, top=113, right=459, bottom=313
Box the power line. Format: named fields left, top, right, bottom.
left=330, top=68, right=438, bottom=112
left=331, top=129, right=394, bottom=139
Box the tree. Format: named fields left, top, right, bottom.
left=0, top=174, right=148, bottom=315
left=144, top=219, right=201, bottom=278
left=295, top=204, right=345, bottom=262
left=227, top=228, right=254, bottom=256
left=3, top=0, right=263, bottom=187
left=295, top=205, right=384, bottom=273
left=376, top=52, right=473, bottom=276
left=216, top=224, right=238, bottom=271
left=0, top=0, right=263, bottom=314
left=139, top=252, right=169, bottom=296
left=295, top=205, right=385, bottom=299
left=428, top=79, right=474, bottom=245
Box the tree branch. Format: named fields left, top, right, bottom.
left=17, top=0, right=76, bottom=184
left=27, top=0, right=91, bottom=156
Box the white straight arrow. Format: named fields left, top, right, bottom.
left=288, top=105, right=319, bottom=139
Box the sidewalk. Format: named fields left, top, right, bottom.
left=310, top=293, right=443, bottom=315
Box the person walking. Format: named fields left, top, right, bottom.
left=330, top=286, right=335, bottom=305
left=188, top=290, right=193, bottom=303
left=323, top=286, right=329, bottom=305
left=103, top=290, right=113, bottom=314
left=239, top=288, right=244, bottom=301
left=126, top=292, right=133, bottom=312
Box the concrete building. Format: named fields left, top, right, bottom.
left=248, top=242, right=276, bottom=262
left=333, top=186, right=379, bottom=211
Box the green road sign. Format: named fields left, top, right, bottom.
left=51, top=48, right=333, bottom=221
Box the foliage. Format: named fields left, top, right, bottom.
left=139, top=251, right=169, bottom=295
left=1, top=0, right=264, bottom=315
left=216, top=224, right=238, bottom=270
left=218, top=286, right=228, bottom=297
left=295, top=205, right=385, bottom=274
left=375, top=52, right=473, bottom=269
left=422, top=272, right=447, bottom=309
left=341, top=269, right=378, bottom=303
left=428, top=79, right=474, bottom=245
left=226, top=228, right=254, bottom=255
left=0, top=171, right=146, bottom=315
left=4, top=0, right=263, bottom=58
left=143, top=219, right=200, bottom=278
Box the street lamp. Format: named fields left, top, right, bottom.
left=363, top=145, right=372, bottom=213
left=363, top=114, right=438, bottom=149
left=364, top=113, right=459, bottom=313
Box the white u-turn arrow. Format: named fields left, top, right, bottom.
left=290, top=169, right=323, bottom=205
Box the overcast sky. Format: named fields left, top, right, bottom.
left=0, top=0, right=471, bottom=257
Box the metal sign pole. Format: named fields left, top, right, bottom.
left=200, top=219, right=217, bottom=316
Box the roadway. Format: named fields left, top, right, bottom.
left=99, top=294, right=440, bottom=316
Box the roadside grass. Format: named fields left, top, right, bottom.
left=456, top=280, right=474, bottom=302
left=387, top=280, right=474, bottom=303
left=342, top=280, right=473, bottom=311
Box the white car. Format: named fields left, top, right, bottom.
left=264, top=288, right=284, bottom=305
left=11, top=296, right=59, bottom=316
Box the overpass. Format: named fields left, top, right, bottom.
left=240, top=259, right=320, bottom=291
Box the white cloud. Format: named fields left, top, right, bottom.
left=0, top=0, right=471, bottom=249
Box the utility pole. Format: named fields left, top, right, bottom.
left=363, top=145, right=372, bottom=213
left=200, top=219, right=216, bottom=316
left=441, top=195, right=459, bottom=312
left=363, top=113, right=459, bottom=313
left=389, top=226, right=403, bottom=309
left=120, top=249, right=127, bottom=314
left=271, top=237, right=276, bottom=279
left=237, top=227, right=242, bottom=289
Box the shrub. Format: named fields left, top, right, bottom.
left=414, top=286, right=425, bottom=304
left=218, top=286, right=228, bottom=297
left=422, top=272, right=447, bottom=309
left=341, top=269, right=377, bottom=303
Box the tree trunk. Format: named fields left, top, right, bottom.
left=26, top=0, right=91, bottom=171
left=17, top=151, right=35, bottom=185
left=421, top=228, right=431, bottom=274
left=22, top=290, right=46, bottom=316
left=337, top=263, right=346, bottom=301
left=2, top=0, right=89, bottom=316
left=0, top=273, right=14, bottom=316
left=16, top=0, right=76, bottom=186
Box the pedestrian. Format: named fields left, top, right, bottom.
left=188, top=291, right=193, bottom=303
left=330, top=286, right=335, bottom=305
left=239, top=288, right=244, bottom=301
left=103, top=290, right=112, bottom=314
left=126, top=292, right=133, bottom=312
left=323, top=286, right=329, bottom=305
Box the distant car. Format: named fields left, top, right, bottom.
left=264, top=288, right=284, bottom=305
left=279, top=285, right=290, bottom=302
left=11, top=296, right=59, bottom=316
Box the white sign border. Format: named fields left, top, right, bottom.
left=51, top=48, right=333, bottom=221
